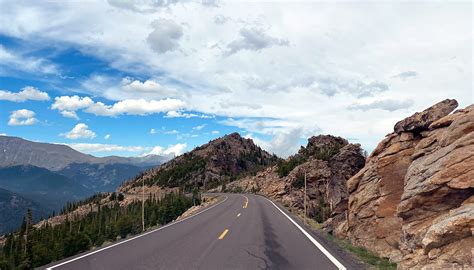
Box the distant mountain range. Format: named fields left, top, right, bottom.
left=0, top=187, right=49, bottom=235
left=0, top=135, right=165, bottom=234
left=0, top=136, right=166, bottom=170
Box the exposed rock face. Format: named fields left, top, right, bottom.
left=347, top=132, right=420, bottom=261
left=397, top=104, right=474, bottom=269
left=347, top=100, right=473, bottom=269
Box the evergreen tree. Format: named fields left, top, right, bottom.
left=0, top=193, right=195, bottom=269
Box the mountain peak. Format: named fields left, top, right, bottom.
left=298, top=134, right=349, bottom=159
left=121, top=132, right=278, bottom=192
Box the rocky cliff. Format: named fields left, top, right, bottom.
left=347, top=99, right=473, bottom=269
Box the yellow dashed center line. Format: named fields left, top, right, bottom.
left=237, top=213, right=241, bottom=217
left=218, top=229, right=229, bottom=240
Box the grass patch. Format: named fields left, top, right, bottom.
left=327, top=235, right=396, bottom=269
left=300, top=215, right=396, bottom=270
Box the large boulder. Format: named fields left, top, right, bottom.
left=394, top=99, right=458, bottom=134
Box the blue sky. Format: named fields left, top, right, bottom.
left=0, top=1, right=472, bottom=158
left=0, top=35, right=252, bottom=156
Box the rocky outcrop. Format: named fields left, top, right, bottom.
left=347, top=100, right=473, bottom=269
left=346, top=132, right=420, bottom=261
left=394, top=99, right=458, bottom=134
left=228, top=135, right=366, bottom=237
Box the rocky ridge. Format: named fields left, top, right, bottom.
left=120, top=132, right=278, bottom=193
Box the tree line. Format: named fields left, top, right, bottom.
left=0, top=192, right=196, bottom=269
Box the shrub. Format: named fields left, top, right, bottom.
left=292, top=174, right=305, bottom=189
left=277, top=156, right=307, bottom=177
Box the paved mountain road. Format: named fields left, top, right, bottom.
left=42, top=194, right=359, bottom=270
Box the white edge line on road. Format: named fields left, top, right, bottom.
left=46, top=195, right=229, bottom=270
left=242, top=194, right=249, bottom=207
left=265, top=197, right=347, bottom=270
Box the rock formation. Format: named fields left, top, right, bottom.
left=227, top=135, right=366, bottom=236
left=347, top=99, right=473, bottom=269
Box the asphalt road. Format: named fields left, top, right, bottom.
left=42, top=194, right=356, bottom=270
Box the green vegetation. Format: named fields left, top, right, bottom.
left=312, top=197, right=330, bottom=223
left=0, top=193, right=194, bottom=269
left=303, top=143, right=344, bottom=161
left=277, top=156, right=307, bottom=177
left=109, top=192, right=125, bottom=202
left=136, top=155, right=207, bottom=190
left=303, top=217, right=396, bottom=270
left=326, top=234, right=397, bottom=269
left=292, top=174, right=305, bottom=189
left=60, top=193, right=108, bottom=215
left=311, top=144, right=343, bottom=161
left=277, top=143, right=344, bottom=178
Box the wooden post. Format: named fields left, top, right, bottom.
left=142, top=177, right=145, bottom=232
left=304, top=171, right=307, bottom=225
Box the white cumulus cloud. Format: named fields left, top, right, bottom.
left=85, top=98, right=185, bottom=116
left=67, top=143, right=145, bottom=153
left=0, top=86, right=50, bottom=102
left=62, top=123, right=96, bottom=139
left=52, top=95, right=185, bottom=118
left=146, top=143, right=187, bottom=157
left=52, top=95, right=94, bottom=111
left=8, top=109, right=38, bottom=126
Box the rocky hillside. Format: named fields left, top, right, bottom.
left=225, top=134, right=366, bottom=228
left=346, top=99, right=473, bottom=269
left=120, top=133, right=279, bottom=192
